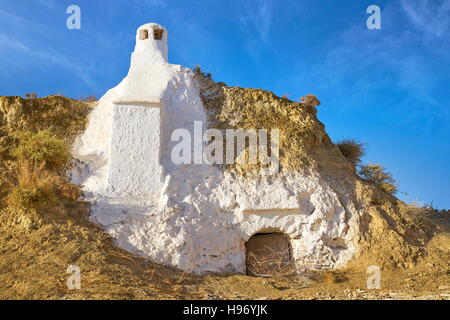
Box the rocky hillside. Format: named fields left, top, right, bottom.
left=0, top=94, right=448, bottom=299
left=196, top=77, right=449, bottom=270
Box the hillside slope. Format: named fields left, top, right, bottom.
left=0, top=95, right=448, bottom=299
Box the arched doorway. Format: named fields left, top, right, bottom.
left=245, top=231, right=293, bottom=276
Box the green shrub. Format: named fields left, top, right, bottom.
left=337, top=139, right=365, bottom=165
left=358, top=164, right=397, bottom=195
left=11, top=130, right=70, bottom=171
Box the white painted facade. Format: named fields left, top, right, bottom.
left=71, top=23, right=361, bottom=274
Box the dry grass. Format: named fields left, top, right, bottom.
left=319, top=270, right=348, bottom=284
left=6, top=162, right=59, bottom=210
left=300, top=94, right=321, bottom=107
left=246, top=247, right=296, bottom=278
left=358, top=163, right=397, bottom=195
left=0, top=95, right=91, bottom=143
left=0, top=95, right=448, bottom=300
left=11, top=130, right=70, bottom=171
left=0, top=96, right=89, bottom=214
left=193, top=65, right=212, bottom=80
left=337, top=139, right=365, bottom=166
left=78, top=95, right=97, bottom=102
left=24, top=93, right=38, bottom=99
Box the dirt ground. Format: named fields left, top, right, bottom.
left=0, top=203, right=448, bottom=300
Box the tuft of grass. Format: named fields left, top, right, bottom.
left=358, top=164, right=397, bottom=195
left=11, top=130, right=70, bottom=171
left=337, top=139, right=365, bottom=166
left=7, top=162, right=59, bottom=210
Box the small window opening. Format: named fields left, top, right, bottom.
left=153, top=28, right=164, bottom=40
left=139, top=29, right=149, bottom=40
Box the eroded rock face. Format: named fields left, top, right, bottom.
left=0, top=95, right=89, bottom=140
left=70, top=23, right=423, bottom=274
left=0, top=96, right=23, bottom=127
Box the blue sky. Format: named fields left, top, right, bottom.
left=1, top=0, right=449, bottom=208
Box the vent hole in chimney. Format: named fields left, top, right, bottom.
left=154, top=28, right=163, bottom=40
left=139, top=29, right=149, bottom=40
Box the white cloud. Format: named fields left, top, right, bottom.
left=285, top=1, right=450, bottom=132
left=401, top=0, right=450, bottom=39
left=237, top=0, right=277, bottom=57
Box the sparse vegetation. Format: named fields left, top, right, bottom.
left=0, top=96, right=89, bottom=214
left=6, top=162, right=59, bottom=210
left=246, top=247, right=296, bottom=278
left=11, top=130, right=70, bottom=171
left=319, top=270, right=347, bottom=284
left=358, top=163, right=397, bottom=195
left=300, top=94, right=321, bottom=107
left=199, top=86, right=326, bottom=173
left=78, top=95, right=97, bottom=102
left=5, top=129, right=79, bottom=212
left=0, top=93, right=447, bottom=300
left=193, top=65, right=212, bottom=80
left=335, top=138, right=396, bottom=195
left=337, top=139, right=365, bottom=166
left=24, top=93, right=38, bottom=99
left=0, top=96, right=90, bottom=141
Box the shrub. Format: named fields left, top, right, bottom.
left=300, top=94, right=321, bottom=107
left=7, top=162, right=59, bottom=210
left=193, top=65, right=212, bottom=80
left=337, top=139, right=365, bottom=165
left=78, top=95, right=97, bottom=102
left=11, top=130, right=70, bottom=171
left=24, top=93, right=38, bottom=99
left=358, top=164, right=397, bottom=195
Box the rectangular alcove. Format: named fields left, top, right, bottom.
left=153, top=28, right=163, bottom=40
left=139, top=29, right=149, bottom=40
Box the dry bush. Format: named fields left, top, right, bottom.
left=7, top=162, right=59, bottom=210
left=6, top=161, right=80, bottom=211
left=358, top=163, right=397, bottom=195
left=11, top=130, right=70, bottom=171
left=24, top=93, right=38, bottom=99
left=246, top=247, right=296, bottom=278
left=193, top=65, right=212, bottom=80
left=78, top=95, right=97, bottom=102
left=337, top=139, right=365, bottom=166
left=321, top=271, right=337, bottom=284
left=58, top=181, right=81, bottom=200
left=300, top=94, right=321, bottom=107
